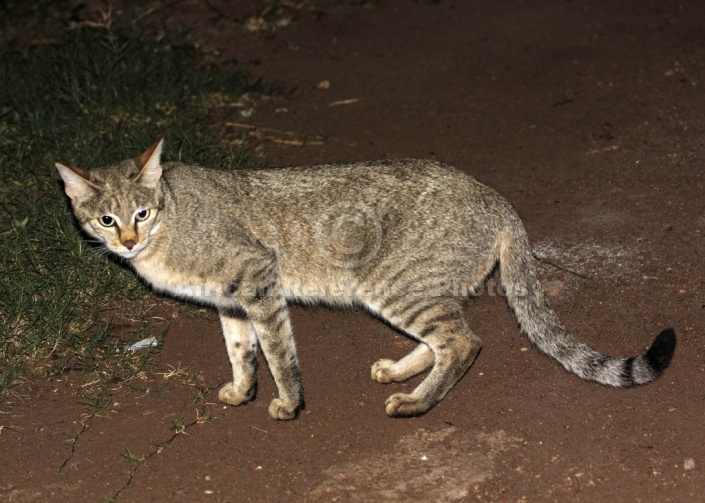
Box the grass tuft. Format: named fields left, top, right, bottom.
left=0, top=25, right=271, bottom=394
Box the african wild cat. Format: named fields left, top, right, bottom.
left=55, top=140, right=675, bottom=420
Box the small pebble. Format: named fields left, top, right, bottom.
left=543, top=280, right=566, bottom=298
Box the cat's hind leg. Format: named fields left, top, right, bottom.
left=371, top=344, right=434, bottom=383
left=218, top=308, right=259, bottom=407
left=379, top=298, right=481, bottom=417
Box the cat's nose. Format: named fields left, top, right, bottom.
left=123, top=240, right=136, bottom=250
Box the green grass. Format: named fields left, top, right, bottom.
left=0, top=25, right=273, bottom=394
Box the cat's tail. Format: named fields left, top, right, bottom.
left=498, top=217, right=675, bottom=387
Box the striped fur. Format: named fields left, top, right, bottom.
left=56, top=140, right=675, bottom=420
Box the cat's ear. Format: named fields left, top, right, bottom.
left=55, top=162, right=98, bottom=201
left=134, top=139, right=164, bottom=188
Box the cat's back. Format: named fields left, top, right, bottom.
left=160, top=158, right=492, bottom=206
left=253, top=158, right=478, bottom=194
left=257, top=159, right=510, bottom=221
left=157, top=159, right=513, bottom=248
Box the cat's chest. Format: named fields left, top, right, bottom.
left=131, top=255, right=229, bottom=307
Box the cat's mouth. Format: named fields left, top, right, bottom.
left=112, top=240, right=148, bottom=260
left=119, top=247, right=142, bottom=259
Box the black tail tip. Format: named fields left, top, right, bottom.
left=645, top=328, right=676, bottom=374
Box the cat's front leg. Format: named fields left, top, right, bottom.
left=245, top=293, right=304, bottom=420
left=218, top=308, right=258, bottom=407
left=236, top=261, right=304, bottom=420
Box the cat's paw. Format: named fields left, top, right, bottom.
left=371, top=359, right=398, bottom=383
left=268, top=398, right=300, bottom=420
left=218, top=381, right=256, bottom=407
left=385, top=393, right=431, bottom=417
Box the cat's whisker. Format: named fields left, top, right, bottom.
left=81, top=242, right=109, bottom=255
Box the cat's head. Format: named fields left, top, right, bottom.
left=56, top=139, right=165, bottom=260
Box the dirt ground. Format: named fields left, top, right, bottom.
left=2, top=0, right=704, bottom=501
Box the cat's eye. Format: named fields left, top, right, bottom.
left=99, top=215, right=115, bottom=227
left=135, top=209, right=150, bottom=222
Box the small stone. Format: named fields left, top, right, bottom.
left=543, top=280, right=566, bottom=298
left=684, top=458, right=695, bottom=470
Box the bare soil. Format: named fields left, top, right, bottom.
left=2, top=1, right=704, bottom=501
